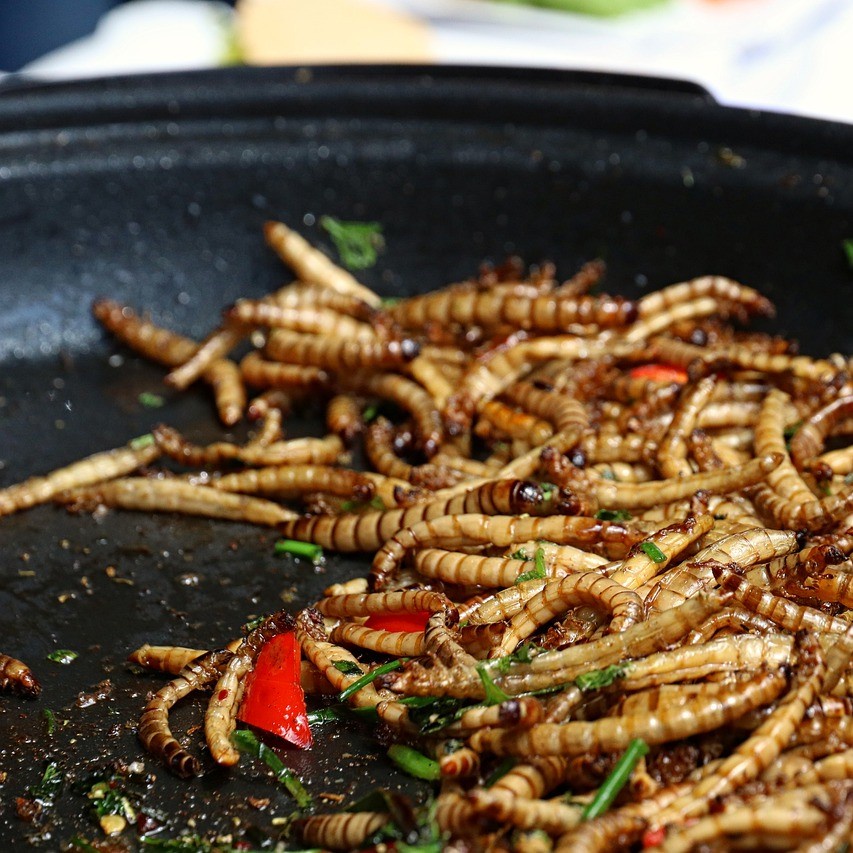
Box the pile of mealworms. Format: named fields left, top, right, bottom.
left=3, top=220, right=853, bottom=851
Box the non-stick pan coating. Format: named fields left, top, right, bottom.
left=0, top=66, right=851, bottom=850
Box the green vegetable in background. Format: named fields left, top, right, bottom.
left=490, top=0, right=668, bottom=17
left=320, top=216, right=384, bottom=270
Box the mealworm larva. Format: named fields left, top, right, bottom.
left=330, top=622, right=424, bottom=657
left=712, top=564, right=853, bottom=635
left=227, top=295, right=377, bottom=340
left=654, top=633, right=828, bottom=825
left=278, top=479, right=564, bottom=556
left=438, top=744, right=480, bottom=777
left=315, top=589, right=450, bottom=618
left=325, top=393, right=366, bottom=443
left=0, top=440, right=160, bottom=518
left=205, top=611, right=295, bottom=767
left=348, top=370, right=446, bottom=457
left=476, top=399, right=554, bottom=445
left=413, top=548, right=567, bottom=588
left=138, top=648, right=233, bottom=778
left=387, top=285, right=636, bottom=333
left=298, top=811, right=389, bottom=850
left=240, top=350, right=332, bottom=391
left=264, top=221, right=381, bottom=308
left=492, top=574, right=644, bottom=658
left=684, top=606, right=779, bottom=645
left=202, top=358, right=247, bottom=426
left=591, top=452, right=782, bottom=511
left=0, top=653, right=41, bottom=698
left=212, top=464, right=374, bottom=502
left=636, top=276, right=775, bottom=321
left=470, top=669, right=785, bottom=757
left=656, top=377, right=717, bottom=478
left=370, top=513, right=646, bottom=589
left=60, top=477, right=298, bottom=525
left=469, top=788, right=583, bottom=836
left=265, top=328, right=419, bottom=371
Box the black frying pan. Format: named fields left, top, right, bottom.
left=1, top=65, right=852, bottom=851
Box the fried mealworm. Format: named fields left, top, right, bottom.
left=0, top=654, right=41, bottom=698
left=0, top=441, right=161, bottom=518
left=264, top=220, right=381, bottom=307
left=205, top=611, right=295, bottom=766
left=138, top=648, right=233, bottom=778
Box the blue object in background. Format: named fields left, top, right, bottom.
left=0, top=0, right=120, bottom=71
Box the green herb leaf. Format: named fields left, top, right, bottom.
left=406, top=696, right=471, bottom=735
left=575, top=663, right=629, bottom=692
left=387, top=744, right=440, bottom=781
left=843, top=238, right=853, bottom=270
left=539, top=482, right=557, bottom=500
left=47, top=649, right=78, bottom=664
left=28, top=762, right=63, bottom=803
left=594, top=508, right=632, bottom=522
left=477, top=665, right=511, bottom=705
left=339, top=658, right=406, bottom=701
left=88, top=780, right=135, bottom=820
left=639, top=541, right=667, bottom=564
left=42, top=708, right=57, bottom=736
left=138, top=391, right=165, bottom=409
left=230, top=729, right=312, bottom=808
left=515, top=545, right=547, bottom=584
left=510, top=548, right=529, bottom=561
left=242, top=614, right=266, bottom=632
left=320, top=216, right=384, bottom=271
left=332, top=659, right=362, bottom=676
left=582, top=738, right=649, bottom=820
left=130, top=433, right=156, bottom=450
left=274, top=538, right=323, bottom=563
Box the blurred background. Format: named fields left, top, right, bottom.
left=1, top=0, right=851, bottom=124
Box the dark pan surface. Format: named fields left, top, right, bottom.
left=0, top=65, right=852, bottom=850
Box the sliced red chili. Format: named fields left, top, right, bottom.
left=364, top=610, right=431, bottom=633
left=629, top=363, right=688, bottom=384
left=237, top=632, right=312, bottom=749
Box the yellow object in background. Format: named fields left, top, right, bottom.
left=236, top=0, right=434, bottom=65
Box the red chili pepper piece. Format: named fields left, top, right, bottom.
left=237, top=632, right=312, bottom=749
left=642, top=826, right=666, bottom=848
left=629, top=363, right=688, bottom=384
left=364, top=610, right=431, bottom=633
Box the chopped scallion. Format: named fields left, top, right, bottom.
left=575, top=663, right=629, bottom=691
left=639, top=541, right=667, bottom=564
left=339, top=658, right=406, bottom=701
left=332, top=659, right=362, bottom=676
left=843, top=238, right=853, bottom=269
left=582, top=738, right=648, bottom=820
left=231, top=729, right=312, bottom=808
left=387, top=744, right=440, bottom=781
left=130, top=433, right=156, bottom=450
left=274, top=539, right=323, bottom=562
left=515, top=545, right=547, bottom=584
left=138, top=391, right=165, bottom=409
left=595, top=508, right=632, bottom=522
left=47, top=649, right=78, bottom=665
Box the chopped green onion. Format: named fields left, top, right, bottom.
left=274, top=539, right=323, bottom=562
left=231, top=729, right=312, bottom=808
left=362, top=404, right=379, bottom=422
left=639, top=541, right=667, bottom=564
left=843, top=238, right=853, bottom=270
left=582, top=738, right=649, bottom=820
left=575, top=663, right=629, bottom=692
left=387, top=744, right=440, bottom=781
left=381, top=296, right=401, bottom=307
left=28, top=762, right=63, bottom=802
left=477, top=665, right=511, bottom=705
left=595, top=508, right=632, bottom=522
left=515, top=546, right=547, bottom=584
left=307, top=707, right=346, bottom=725
left=243, top=614, right=266, bottom=631
left=510, top=548, right=529, bottom=561
left=130, top=433, right=156, bottom=450
left=339, top=658, right=406, bottom=701
left=42, top=708, right=57, bottom=736
left=484, top=757, right=517, bottom=788
left=539, top=482, right=557, bottom=500
left=320, top=215, right=384, bottom=271
left=138, top=391, right=165, bottom=409
left=333, top=659, right=362, bottom=676
left=47, top=649, right=78, bottom=665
